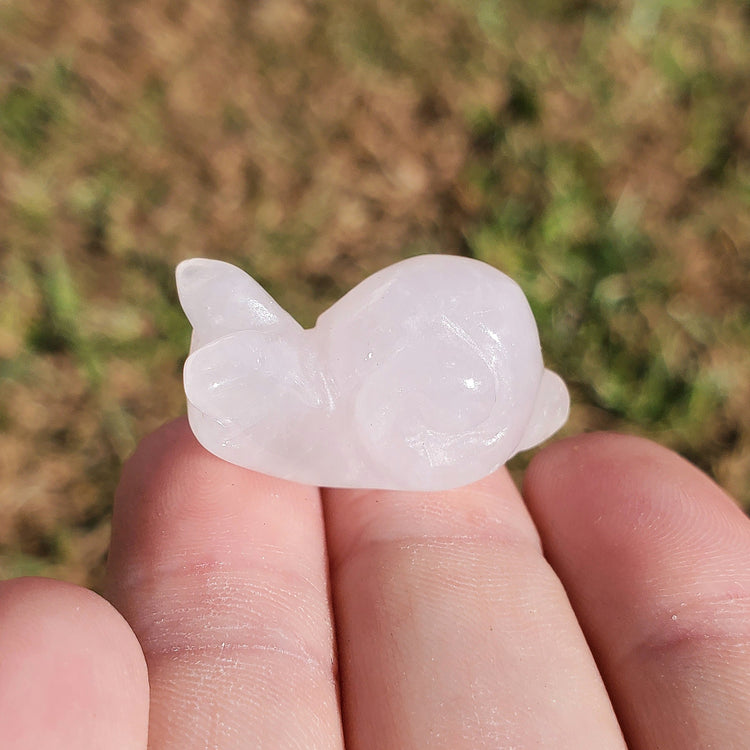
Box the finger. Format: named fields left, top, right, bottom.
left=524, top=433, right=750, bottom=749
left=323, top=470, right=626, bottom=749
left=0, top=577, right=148, bottom=750
left=107, top=418, right=343, bottom=750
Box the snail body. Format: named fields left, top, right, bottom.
left=178, top=255, right=569, bottom=490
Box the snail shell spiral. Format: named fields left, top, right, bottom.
left=315, top=255, right=544, bottom=488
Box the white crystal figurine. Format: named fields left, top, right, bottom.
left=176, top=255, right=569, bottom=491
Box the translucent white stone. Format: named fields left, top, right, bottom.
left=176, top=255, right=569, bottom=490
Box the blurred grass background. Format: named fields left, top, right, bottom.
left=1, top=0, right=749, bottom=590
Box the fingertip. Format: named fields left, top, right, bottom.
left=107, top=423, right=339, bottom=748
left=522, top=436, right=750, bottom=749
left=0, top=577, right=148, bottom=750
left=118, top=415, right=196, bottom=491
left=524, top=431, right=744, bottom=532
left=110, top=415, right=225, bottom=553
left=109, top=417, right=322, bottom=588
left=524, top=430, right=750, bottom=658
left=525, top=431, right=664, bottom=490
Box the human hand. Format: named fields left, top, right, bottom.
left=2, top=419, right=749, bottom=748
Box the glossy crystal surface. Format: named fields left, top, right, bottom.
left=177, top=255, right=569, bottom=490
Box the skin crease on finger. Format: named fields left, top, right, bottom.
left=524, top=433, right=750, bottom=750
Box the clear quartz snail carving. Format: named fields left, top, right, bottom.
left=177, top=254, right=569, bottom=491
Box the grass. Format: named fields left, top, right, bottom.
left=0, top=0, right=749, bottom=588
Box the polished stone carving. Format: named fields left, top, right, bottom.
left=177, top=255, right=569, bottom=490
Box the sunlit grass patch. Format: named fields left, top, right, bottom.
left=0, top=0, right=748, bottom=585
